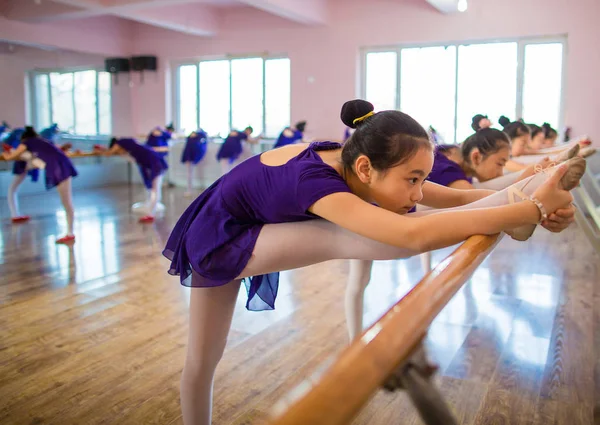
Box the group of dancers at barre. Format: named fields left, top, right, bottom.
left=1, top=99, right=596, bottom=423
left=0, top=120, right=310, bottom=241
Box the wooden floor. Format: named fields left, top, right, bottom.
left=1, top=184, right=599, bottom=424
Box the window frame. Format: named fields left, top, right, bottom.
left=360, top=35, right=567, bottom=143
left=172, top=54, right=290, bottom=138
left=28, top=67, right=111, bottom=136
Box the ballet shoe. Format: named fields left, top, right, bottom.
left=553, top=144, right=580, bottom=163
left=506, top=157, right=586, bottom=241
left=11, top=215, right=30, bottom=223
left=139, top=215, right=155, bottom=223
left=56, top=235, right=75, bottom=244
left=60, top=143, right=73, bottom=152
left=579, top=147, right=597, bottom=158
left=2, top=143, right=11, bottom=153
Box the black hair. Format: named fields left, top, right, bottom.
left=471, top=114, right=488, bottom=132
left=461, top=128, right=510, bottom=164
left=542, top=122, right=558, bottom=139
left=528, top=123, right=543, bottom=138
left=21, top=126, right=38, bottom=140
left=295, top=121, right=307, bottom=133
left=498, top=115, right=530, bottom=139
left=244, top=126, right=254, bottom=133
left=109, top=137, right=118, bottom=149
left=166, top=123, right=175, bottom=132
left=340, top=99, right=432, bottom=171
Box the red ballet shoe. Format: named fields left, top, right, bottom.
left=93, top=144, right=106, bottom=151
left=60, top=143, right=73, bottom=152
left=139, top=215, right=155, bottom=223
left=55, top=235, right=75, bottom=244
left=3, top=143, right=12, bottom=152
left=11, top=215, right=30, bottom=223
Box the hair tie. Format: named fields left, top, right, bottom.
left=352, top=111, right=375, bottom=125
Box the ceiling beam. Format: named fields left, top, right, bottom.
left=236, top=0, right=329, bottom=25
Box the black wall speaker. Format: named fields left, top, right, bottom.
left=105, top=57, right=130, bottom=73
left=130, top=56, right=158, bottom=71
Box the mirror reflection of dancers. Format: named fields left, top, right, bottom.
left=2, top=127, right=78, bottom=243
left=3, top=126, right=38, bottom=223
left=181, top=129, right=209, bottom=197
left=106, top=137, right=169, bottom=223
left=216, top=127, right=261, bottom=175
left=272, top=121, right=307, bottom=149
left=146, top=123, right=174, bottom=159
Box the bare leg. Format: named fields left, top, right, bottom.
left=56, top=178, right=75, bottom=236
left=8, top=173, right=26, bottom=218
left=181, top=277, right=241, bottom=425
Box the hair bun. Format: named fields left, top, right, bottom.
left=498, top=116, right=510, bottom=127
left=340, top=99, right=375, bottom=129
left=542, top=122, right=551, bottom=129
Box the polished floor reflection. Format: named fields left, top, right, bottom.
left=0, top=184, right=598, bottom=424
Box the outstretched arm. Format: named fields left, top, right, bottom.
left=1, top=144, right=27, bottom=160
left=420, top=181, right=494, bottom=208
left=310, top=165, right=572, bottom=253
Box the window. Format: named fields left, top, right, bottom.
left=176, top=57, right=290, bottom=138
left=455, top=42, right=517, bottom=143
left=31, top=69, right=112, bottom=136
left=400, top=46, right=456, bottom=143
left=365, top=51, right=397, bottom=111
left=264, top=58, right=291, bottom=138
left=522, top=43, right=564, bottom=130
left=363, top=38, right=565, bottom=144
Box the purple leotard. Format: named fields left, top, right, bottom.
left=216, top=130, right=248, bottom=163
left=115, top=138, right=168, bottom=189
left=146, top=128, right=171, bottom=158
left=181, top=130, right=208, bottom=164
left=21, top=137, right=77, bottom=190
left=164, top=142, right=351, bottom=311
left=273, top=128, right=303, bottom=149
left=426, top=150, right=472, bottom=187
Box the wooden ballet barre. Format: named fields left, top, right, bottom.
left=268, top=233, right=501, bottom=425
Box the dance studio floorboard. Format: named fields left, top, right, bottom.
left=1, top=184, right=599, bottom=424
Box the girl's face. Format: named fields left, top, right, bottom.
left=479, top=118, right=492, bottom=129
left=529, top=132, right=545, bottom=150
left=470, top=146, right=510, bottom=182
left=362, top=147, right=433, bottom=214
left=543, top=135, right=557, bottom=147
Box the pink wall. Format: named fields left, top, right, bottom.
left=129, top=0, right=600, bottom=140
left=0, top=0, right=598, bottom=140
left=0, top=47, right=101, bottom=127
left=0, top=46, right=135, bottom=135
left=0, top=15, right=132, bottom=57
